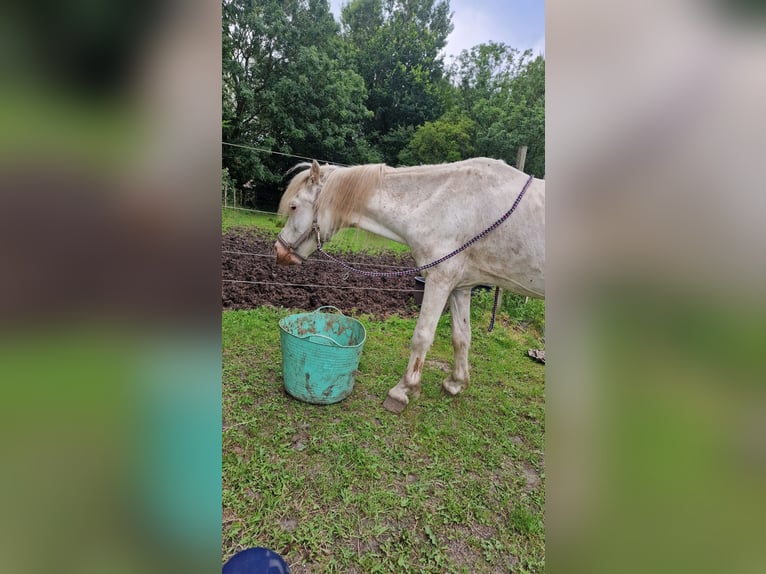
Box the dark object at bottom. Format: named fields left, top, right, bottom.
left=223, top=548, right=290, bottom=574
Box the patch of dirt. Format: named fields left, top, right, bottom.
left=222, top=230, right=422, bottom=317
left=521, top=461, right=541, bottom=490
left=222, top=508, right=238, bottom=524
left=445, top=536, right=480, bottom=571
left=280, top=518, right=298, bottom=532
left=425, top=359, right=451, bottom=373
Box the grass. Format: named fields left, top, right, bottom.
left=222, top=207, right=283, bottom=234
left=222, top=298, right=545, bottom=572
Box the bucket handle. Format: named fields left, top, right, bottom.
left=292, top=331, right=360, bottom=348
left=303, top=333, right=343, bottom=347
left=315, top=305, right=344, bottom=315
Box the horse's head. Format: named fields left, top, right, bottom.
left=275, top=160, right=330, bottom=265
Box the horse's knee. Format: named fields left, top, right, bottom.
left=410, top=329, right=434, bottom=353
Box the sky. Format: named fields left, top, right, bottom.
left=329, top=0, right=545, bottom=60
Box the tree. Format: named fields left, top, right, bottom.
left=398, top=111, right=477, bottom=165
left=448, top=43, right=545, bottom=176
left=502, top=55, right=545, bottom=177
left=451, top=42, right=529, bottom=111
left=341, top=0, right=453, bottom=163
left=222, top=0, right=375, bottom=207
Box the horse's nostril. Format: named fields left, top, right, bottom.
left=275, top=241, right=302, bottom=265
left=275, top=241, right=289, bottom=264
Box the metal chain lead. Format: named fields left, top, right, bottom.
left=316, top=173, right=534, bottom=277
left=488, top=286, right=502, bottom=332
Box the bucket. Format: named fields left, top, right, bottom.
left=278, top=306, right=366, bottom=404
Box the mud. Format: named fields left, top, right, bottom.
left=222, top=230, right=422, bottom=317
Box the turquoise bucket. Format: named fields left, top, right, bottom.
left=278, top=306, right=366, bottom=404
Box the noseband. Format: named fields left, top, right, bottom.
left=276, top=219, right=322, bottom=262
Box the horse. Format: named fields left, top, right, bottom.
left=274, top=158, right=545, bottom=413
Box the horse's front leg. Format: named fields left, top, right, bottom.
left=383, top=280, right=452, bottom=413
left=442, top=288, right=472, bottom=396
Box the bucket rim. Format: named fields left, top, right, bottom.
left=278, top=308, right=366, bottom=349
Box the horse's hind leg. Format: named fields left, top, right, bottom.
left=442, top=288, right=471, bottom=396
left=383, top=280, right=451, bottom=413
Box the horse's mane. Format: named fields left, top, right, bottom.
left=280, top=162, right=385, bottom=235
left=319, top=164, right=385, bottom=234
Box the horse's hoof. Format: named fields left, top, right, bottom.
left=382, top=395, right=408, bottom=414
left=442, top=378, right=466, bottom=396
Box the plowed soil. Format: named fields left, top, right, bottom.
left=222, top=230, right=422, bottom=317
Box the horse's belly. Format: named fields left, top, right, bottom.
left=466, top=250, right=545, bottom=298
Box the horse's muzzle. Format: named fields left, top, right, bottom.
left=275, top=240, right=303, bottom=266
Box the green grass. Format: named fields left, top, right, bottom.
left=222, top=299, right=545, bottom=572
left=222, top=207, right=283, bottom=234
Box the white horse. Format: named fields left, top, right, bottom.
left=275, top=158, right=545, bottom=413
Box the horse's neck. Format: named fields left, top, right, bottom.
left=352, top=175, right=431, bottom=246
left=351, top=214, right=408, bottom=244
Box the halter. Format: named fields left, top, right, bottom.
left=276, top=172, right=327, bottom=260
left=275, top=218, right=321, bottom=262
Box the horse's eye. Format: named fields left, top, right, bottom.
left=290, top=205, right=297, bottom=211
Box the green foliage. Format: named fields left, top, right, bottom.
left=502, top=56, right=545, bottom=177
left=451, top=42, right=530, bottom=110
left=470, top=289, right=545, bottom=338
left=399, top=111, right=477, bottom=164
left=502, top=294, right=546, bottom=334
left=447, top=44, right=545, bottom=176
left=342, top=0, right=454, bottom=163
left=221, top=1, right=545, bottom=209
left=222, top=0, right=373, bottom=207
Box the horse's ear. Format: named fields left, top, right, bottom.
left=310, top=160, right=321, bottom=184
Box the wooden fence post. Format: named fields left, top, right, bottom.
left=516, top=145, right=528, bottom=173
